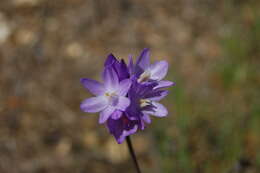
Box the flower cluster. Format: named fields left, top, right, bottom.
left=80, top=48, right=174, bottom=143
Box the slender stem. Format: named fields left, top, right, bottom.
left=126, top=136, right=142, bottom=173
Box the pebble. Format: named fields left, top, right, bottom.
left=0, top=13, right=11, bottom=44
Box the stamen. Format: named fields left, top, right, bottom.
left=105, top=92, right=117, bottom=97
left=105, top=92, right=118, bottom=105
left=140, top=99, right=152, bottom=108
left=138, top=71, right=151, bottom=83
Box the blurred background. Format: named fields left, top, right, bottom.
left=0, top=0, right=259, bottom=172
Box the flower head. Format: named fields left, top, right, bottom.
left=80, top=66, right=131, bottom=124
left=125, top=81, right=169, bottom=126
left=80, top=48, right=174, bottom=144
left=129, top=48, right=174, bottom=89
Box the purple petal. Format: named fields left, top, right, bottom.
left=99, top=106, right=116, bottom=124
left=142, top=114, right=151, bottom=124
left=111, top=110, right=123, bottom=120
left=128, top=55, right=134, bottom=74
left=152, top=102, right=168, bottom=117
left=80, top=96, right=108, bottom=113
left=124, top=103, right=141, bottom=121
left=143, top=102, right=168, bottom=117
left=81, top=78, right=105, bottom=96
left=136, top=48, right=150, bottom=69
left=140, top=118, right=146, bottom=130
left=115, top=59, right=130, bottom=81
left=142, top=83, right=167, bottom=99
left=154, top=80, right=175, bottom=89
left=149, top=60, right=168, bottom=81
left=104, top=54, right=117, bottom=67
left=103, top=67, right=119, bottom=91
left=107, top=115, right=139, bottom=144
left=117, top=79, right=132, bottom=96
left=116, top=96, right=130, bottom=111
left=117, top=125, right=138, bottom=144
left=104, top=54, right=129, bottom=81
left=148, top=90, right=169, bottom=101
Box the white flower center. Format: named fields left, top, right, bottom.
left=105, top=92, right=118, bottom=106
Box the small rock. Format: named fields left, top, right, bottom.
left=66, top=42, right=84, bottom=58
left=0, top=13, right=11, bottom=44
left=56, top=138, right=72, bottom=157
left=15, top=29, right=36, bottom=45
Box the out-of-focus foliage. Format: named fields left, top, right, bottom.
left=0, top=0, right=259, bottom=173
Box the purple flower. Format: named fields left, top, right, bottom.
left=80, top=49, right=174, bottom=144
left=126, top=81, right=169, bottom=126
left=80, top=67, right=131, bottom=124
left=129, top=48, right=174, bottom=89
